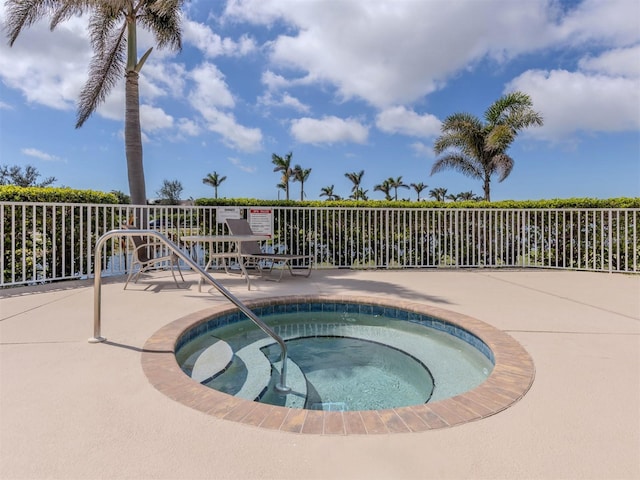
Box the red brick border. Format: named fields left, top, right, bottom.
left=141, top=295, right=535, bottom=435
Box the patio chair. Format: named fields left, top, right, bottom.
left=123, top=227, right=185, bottom=290
left=225, top=218, right=313, bottom=281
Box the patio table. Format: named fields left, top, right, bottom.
left=181, top=234, right=270, bottom=290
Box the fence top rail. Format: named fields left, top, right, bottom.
left=1, top=201, right=638, bottom=213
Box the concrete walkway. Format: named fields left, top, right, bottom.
left=1, top=269, right=639, bottom=479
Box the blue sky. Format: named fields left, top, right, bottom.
left=1, top=0, right=639, bottom=202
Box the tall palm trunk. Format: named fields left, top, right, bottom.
left=124, top=11, right=146, bottom=209
left=483, top=172, right=491, bottom=201
left=125, top=70, right=146, bottom=207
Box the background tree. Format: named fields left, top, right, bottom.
left=389, top=176, right=409, bottom=200
left=0, top=164, right=56, bottom=187
left=429, top=187, right=448, bottom=202
left=445, top=192, right=459, bottom=202
left=344, top=170, right=365, bottom=200
left=156, top=179, right=183, bottom=205
left=292, top=164, right=312, bottom=201
left=202, top=171, right=227, bottom=199
left=272, top=152, right=293, bottom=200
left=410, top=182, right=427, bottom=201
left=319, top=185, right=341, bottom=201
left=457, top=191, right=479, bottom=201
left=431, top=91, right=543, bottom=201
left=373, top=179, right=392, bottom=200
left=110, top=190, right=131, bottom=204
left=5, top=1, right=184, bottom=207
left=352, top=187, right=369, bottom=201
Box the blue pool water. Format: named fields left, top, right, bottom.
left=175, top=302, right=494, bottom=411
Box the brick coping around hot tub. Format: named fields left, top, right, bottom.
left=141, top=295, right=535, bottom=435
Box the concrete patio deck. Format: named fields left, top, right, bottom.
left=1, top=268, right=639, bottom=479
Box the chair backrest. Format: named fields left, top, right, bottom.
left=122, top=225, right=153, bottom=264
left=225, top=218, right=263, bottom=255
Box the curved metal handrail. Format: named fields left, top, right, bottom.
left=91, top=229, right=290, bottom=393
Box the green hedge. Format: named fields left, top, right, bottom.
left=0, top=186, right=118, bottom=203
left=1, top=187, right=119, bottom=284
left=195, top=197, right=640, bottom=209
left=2, top=187, right=636, bottom=208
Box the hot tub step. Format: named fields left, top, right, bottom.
left=190, top=340, right=233, bottom=383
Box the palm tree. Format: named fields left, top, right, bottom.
left=388, top=176, right=409, bottom=201
left=6, top=1, right=184, bottom=207
left=344, top=170, right=365, bottom=200
left=432, top=91, right=543, bottom=201
left=272, top=152, right=293, bottom=200
left=445, top=193, right=459, bottom=202
left=320, top=185, right=340, bottom=201
left=410, top=182, right=428, bottom=201
left=352, top=187, right=369, bottom=201
left=374, top=179, right=393, bottom=201
left=457, top=191, right=478, bottom=201
left=202, top=171, right=227, bottom=199
left=292, top=164, right=312, bottom=201
left=429, top=187, right=448, bottom=202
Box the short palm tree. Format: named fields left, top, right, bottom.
left=388, top=176, right=409, bottom=201
left=445, top=193, right=459, bottom=202
left=431, top=91, right=543, bottom=201
left=457, top=191, right=478, bottom=201
left=276, top=181, right=287, bottom=199
left=5, top=0, right=184, bottom=207
left=320, top=185, right=340, bottom=201
left=344, top=170, right=365, bottom=200
left=292, top=164, right=312, bottom=201
left=202, top=172, right=227, bottom=199
left=352, top=187, right=369, bottom=201
left=374, top=179, right=393, bottom=201
left=429, top=187, right=448, bottom=202
left=410, top=182, right=428, bottom=201
left=272, top=152, right=293, bottom=200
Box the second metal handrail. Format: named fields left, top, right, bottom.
left=90, top=229, right=291, bottom=393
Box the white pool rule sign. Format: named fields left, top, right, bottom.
left=216, top=206, right=241, bottom=224
left=248, top=208, right=273, bottom=237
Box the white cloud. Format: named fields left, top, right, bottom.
left=21, top=148, right=61, bottom=162
left=202, top=108, right=262, bottom=152
left=506, top=69, right=640, bottom=140
left=224, top=0, right=562, bottom=107
left=410, top=142, right=436, bottom=159
left=187, top=62, right=262, bottom=151
left=140, top=105, right=174, bottom=131
left=177, top=118, right=201, bottom=137
left=142, top=62, right=188, bottom=100
left=92, top=84, right=124, bottom=122
left=376, top=107, right=441, bottom=138
left=183, top=19, right=257, bottom=58
left=578, top=45, right=640, bottom=78
left=0, top=14, right=90, bottom=111
left=556, top=0, right=640, bottom=47
left=225, top=0, right=640, bottom=113
left=258, top=92, right=310, bottom=113
left=290, top=116, right=368, bottom=145
left=261, top=70, right=290, bottom=91
left=188, top=63, right=235, bottom=108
